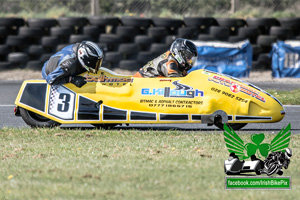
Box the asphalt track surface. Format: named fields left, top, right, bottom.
left=1, top=80, right=300, bottom=134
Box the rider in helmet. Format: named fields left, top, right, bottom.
left=262, top=148, right=292, bottom=176
left=134, top=38, right=198, bottom=77
left=42, top=41, right=103, bottom=87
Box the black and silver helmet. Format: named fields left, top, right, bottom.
left=77, top=41, right=103, bottom=74
left=170, top=38, right=198, bottom=71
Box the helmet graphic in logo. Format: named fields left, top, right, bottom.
left=230, top=84, right=240, bottom=93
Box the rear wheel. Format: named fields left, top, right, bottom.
left=19, top=107, right=60, bottom=128
left=215, top=123, right=248, bottom=130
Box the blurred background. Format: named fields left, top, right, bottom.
left=0, top=0, right=300, bottom=73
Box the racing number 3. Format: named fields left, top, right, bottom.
left=57, top=93, right=70, bottom=112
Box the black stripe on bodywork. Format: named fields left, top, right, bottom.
left=78, top=96, right=100, bottom=120
left=160, top=114, right=189, bottom=121
left=192, top=115, right=201, bottom=121
left=130, top=111, right=156, bottom=121
left=235, top=116, right=272, bottom=121
left=103, top=105, right=127, bottom=120
left=228, top=115, right=233, bottom=121
left=20, top=83, right=47, bottom=112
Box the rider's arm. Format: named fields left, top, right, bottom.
left=43, top=54, right=82, bottom=85
left=161, top=61, right=183, bottom=77
left=42, top=60, right=71, bottom=85
left=46, top=66, right=70, bottom=85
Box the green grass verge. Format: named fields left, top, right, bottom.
left=267, top=89, right=300, bottom=105
left=0, top=128, right=299, bottom=199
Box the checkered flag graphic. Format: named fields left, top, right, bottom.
left=49, top=85, right=60, bottom=113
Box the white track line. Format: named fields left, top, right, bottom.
left=0, top=105, right=15, bottom=107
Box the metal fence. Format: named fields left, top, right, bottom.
left=0, top=0, right=299, bottom=18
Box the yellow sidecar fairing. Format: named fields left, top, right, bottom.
left=15, top=68, right=285, bottom=124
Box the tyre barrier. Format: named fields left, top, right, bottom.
left=1, top=16, right=300, bottom=72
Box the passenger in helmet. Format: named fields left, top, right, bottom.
left=134, top=38, right=198, bottom=78
left=42, top=41, right=104, bottom=88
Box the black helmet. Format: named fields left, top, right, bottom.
left=170, top=38, right=198, bottom=71
left=77, top=41, right=103, bottom=74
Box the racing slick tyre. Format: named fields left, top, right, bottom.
left=88, top=16, right=120, bottom=27
left=269, top=27, right=293, bottom=40
left=0, top=17, right=25, bottom=27
left=27, top=18, right=58, bottom=28
left=216, top=18, right=246, bottom=28
left=246, top=18, right=280, bottom=35
left=184, top=17, right=218, bottom=27
left=121, top=16, right=153, bottom=29
left=119, top=60, right=141, bottom=71
left=0, top=62, right=12, bottom=70
left=7, top=52, right=29, bottom=68
left=58, top=17, right=88, bottom=27
left=69, top=34, right=93, bottom=43
left=116, top=26, right=141, bottom=40
left=19, top=107, right=60, bottom=128
left=177, top=27, right=199, bottom=39
left=209, top=26, right=230, bottom=41
left=6, top=35, right=28, bottom=47
left=25, top=60, right=43, bottom=70
left=228, top=36, right=247, bottom=43
left=214, top=123, right=248, bottom=130
left=134, top=35, right=154, bottom=51
left=50, top=27, right=73, bottom=37
left=147, top=27, right=168, bottom=42
left=92, top=124, right=119, bottom=129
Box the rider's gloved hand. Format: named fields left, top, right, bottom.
left=70, top=76, right=87, bottom=88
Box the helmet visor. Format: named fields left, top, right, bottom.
left=88, top=57, right=102, bottom=74
left=184, top=50, right=197, bottom=68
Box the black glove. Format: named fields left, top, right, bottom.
left=70, top=76, right=87, bottom=88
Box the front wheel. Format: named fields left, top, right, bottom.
left=214, top=123, right=248, bottom=130
left=19, top=107, right=60, bottom=128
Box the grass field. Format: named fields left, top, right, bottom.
left=267, top=89, right=300, bottom=105
left=0, top=128, right=299, bottom=199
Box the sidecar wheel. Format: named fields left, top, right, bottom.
left=19, top=107, right=60, bottom=128
left=215, top=123, right=248, bottom=130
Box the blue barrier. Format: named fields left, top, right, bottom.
left=272, top=40, right=300, bottom=78
left=189, top=40, right=252, bottom=78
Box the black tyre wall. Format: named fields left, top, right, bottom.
left=19, top=107, right=60, bottom=128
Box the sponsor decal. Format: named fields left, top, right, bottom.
left=230, top=84, right=240, bottom=93
left=141, top=80, right=204, bottom=98
left=86, top=74, right=132, bottom=83
left=202, top=71, right=211, bottom=75
left=211, top=87, right=248, bottom=103
left=208, top=75, right=266, bottom=103
left=223, top=124, right=292, bottom=190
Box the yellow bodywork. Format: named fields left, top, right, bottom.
left=15, top=68, right=285, bottom=125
